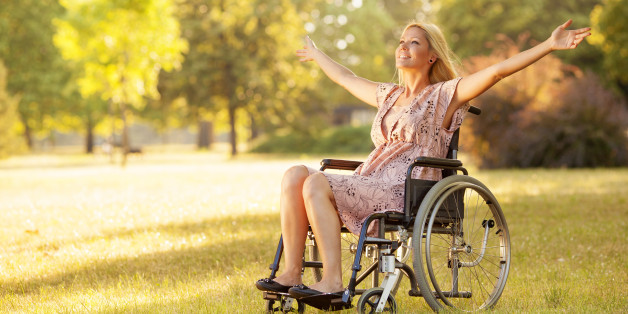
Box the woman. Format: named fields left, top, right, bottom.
left=256, top=19, right=590, bottom=297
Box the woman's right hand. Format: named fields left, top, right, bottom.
left=296, top=36, right=317, bottom=62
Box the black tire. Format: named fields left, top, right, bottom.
left=412, top=175, right=511, bottom=311
left=356, top=287, right=397, bottom=314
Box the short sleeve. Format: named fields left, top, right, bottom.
left=433, top=77, right=468, bottom=131
left=376, top=83, right=397, bottom=108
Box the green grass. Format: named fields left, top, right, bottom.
left=0, top=152, right=627, bottom=313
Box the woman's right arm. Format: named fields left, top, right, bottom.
left=297, top=36, right=379, bottom=107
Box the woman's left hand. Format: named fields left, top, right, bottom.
left=549, top=19, right=591, bottom=51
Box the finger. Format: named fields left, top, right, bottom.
left=575, top=32, right=591, bottom=39
left=561, top=19, right=573, bottom=29
left=576, top=27, right=592, bottom=34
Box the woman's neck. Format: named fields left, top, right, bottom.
left=402, top=71, right=430, bottom=97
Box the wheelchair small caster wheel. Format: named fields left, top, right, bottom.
left=356, top=287, right=397, bottom=313
left=265, top=298, right=305, bottom=313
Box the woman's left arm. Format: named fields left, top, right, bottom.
left=450, top=19, right=591, bottom=108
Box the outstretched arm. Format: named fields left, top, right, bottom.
left=450, top=20, right=591, bottom=109
left=297, top=36, right=380, bottom=107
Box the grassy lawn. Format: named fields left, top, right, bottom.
left=0, top=151, right=626, bottom=313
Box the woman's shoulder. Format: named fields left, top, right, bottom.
left=377, top=82, right=399, bottom=94
left=424, top=77, right=463, bottom=98
left=430, top=77, right=463, bottom=89
left=376, top=82, right=400, bottom=106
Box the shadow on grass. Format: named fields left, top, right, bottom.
left=1, top=212, right=283, bottom=296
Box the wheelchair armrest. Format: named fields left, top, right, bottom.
left=408, top=157, right=468, bottom=176
left=320, top=159, right=363, bottom=171
left=414, top=157, right=462, bottom=168
left=468, top=105, right=481, bottom=115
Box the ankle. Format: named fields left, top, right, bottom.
left=274, top=272, right=302, bottom=285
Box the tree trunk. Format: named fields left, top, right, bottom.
left=120, top=102, right=129, bottom=167
left=85, top=114, right=94, bottom=154
left=19, top=112, right=33, bottom=150
left=197, top=120, right=213, bottom=149
left=250, top=113, right=258, bottom=142
left=108, top=99, right=115, bottom=164
left=228, top=104, right=237, bottom=156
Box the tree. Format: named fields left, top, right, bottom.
left=590, top=0, right=628, bottom=98
left=54, top=0, right=187, bottom=165
left=0, top=61, right=25, bottom=158
left=436, top=0, right=604, bottom=72
left=173, top=0, right=321, bottom=156
left=0, top=0, right=71, bottom=149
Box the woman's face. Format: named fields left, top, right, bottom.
left=396, top=26, right=433, bottom=70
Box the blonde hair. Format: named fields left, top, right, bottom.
left=398, top=22, right=459, bottom=85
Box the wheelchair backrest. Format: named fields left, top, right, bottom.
left=404, top=106, right=481, bottom=220
left=442, top=105, right=480, bottom=178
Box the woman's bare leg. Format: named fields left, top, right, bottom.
left=302, top=173, right=343, bottom=293
left=272, top=166, right=310, bottom=286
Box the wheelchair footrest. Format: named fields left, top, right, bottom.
left=299, top=293, right=352, bottom=311
left=262, top=291, right=286, bottom=300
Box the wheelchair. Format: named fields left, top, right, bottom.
left=261, top=106, right=511, bottom=313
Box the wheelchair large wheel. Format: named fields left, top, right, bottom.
left=412, top=175, right=511, bottom=311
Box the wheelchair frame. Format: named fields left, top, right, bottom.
left=262, top=106, right=511, bottom=313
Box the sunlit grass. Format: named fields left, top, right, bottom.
left=0, top=151, right=626, bottom=312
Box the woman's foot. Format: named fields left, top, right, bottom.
left=255, top=273, right=302, bottom=293
left=255, top=278, right=292, bottom=293
left=271, top=273, right=302, bottom=287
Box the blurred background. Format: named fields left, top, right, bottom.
left=0, top=0, right=626, bottom=167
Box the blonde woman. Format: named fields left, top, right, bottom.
left=256, top=20, right=590, bottom=298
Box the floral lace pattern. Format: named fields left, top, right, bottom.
left=315, top=78, right=469, bottom=235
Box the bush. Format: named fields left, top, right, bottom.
left=313, top=125, right=374, bottom=154
left=521, top=71, right=628, bottom=167
left=250, top=125, right=374, bottom=154
left=462, top=36, right=628, bottom=168
left=249, top=131, right=317, bottom=154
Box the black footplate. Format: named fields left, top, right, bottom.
left=299, top=292, right=352, bottom=311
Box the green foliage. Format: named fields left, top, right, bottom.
left=250, top=125, right=373, bottom=154
left=315, top=125, right=375, bottom=154
left=161, top=0, right=324, bottom=155
left=304, top=1, right=398, bottom=105
left=590, top=0, right=628, bottom=95
left=437, top=0, right=604, bottom=72
left=0, top=0, right=73, bottom=147
left=249, top=131, right=318, bottom=154
left=53, top=0, right=187, bottom=160
left=54, top=0, right=187, bottom=106
left=0, top=61, right=25, bottom=158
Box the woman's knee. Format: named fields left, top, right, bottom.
left=281, top=165, right=309, bottom=192
left=302, top=173, right=332, bottom=202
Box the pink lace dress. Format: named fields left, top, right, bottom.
left=311, top=78, right=469, bottom=235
